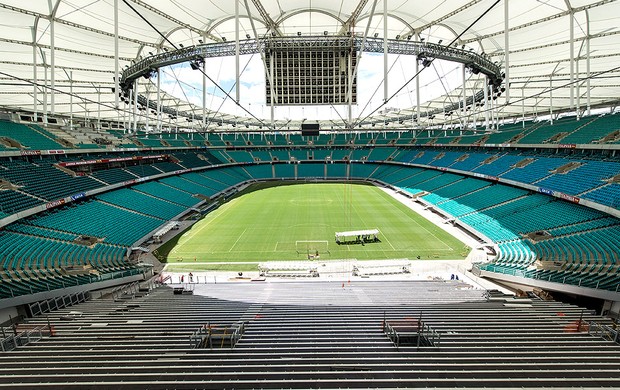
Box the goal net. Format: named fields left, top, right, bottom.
left=295, top=240, right=330, bottom=258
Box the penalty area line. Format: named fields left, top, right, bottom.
left=228, top=228, right=248, bottom=252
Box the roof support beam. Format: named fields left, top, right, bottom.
left=463, top=0, right=614, bottom=44
left=0, top=3, right=150, bottom=46
left=125, top=0, right=221, bottom=43
left=339, top=0, right=369, bottom=35
left=250, top=0, right=282, bottom=36
left=419, top=0, right=485, bottom=32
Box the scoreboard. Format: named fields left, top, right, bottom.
left=265, top=37, right=358, bottom=106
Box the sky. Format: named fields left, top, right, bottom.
left=157, top=52, right=465, bottom=123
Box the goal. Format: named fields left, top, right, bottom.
left=295, top=240, right=330, bottom=258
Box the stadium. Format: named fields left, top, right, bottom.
left=0, top=0, right=620, bottom=388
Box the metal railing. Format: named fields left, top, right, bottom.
left=383, top=319, right=441, bottom=351
left=0, top=325, right=53, bottom=353
left=189, top=321, right=247, bottom=350
left=588, top=321, right=619, bottom=344
left=481, top=264, right=620, bottom=292
left=27, top=291, right=90, bottom=317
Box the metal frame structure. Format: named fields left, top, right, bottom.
left=119, top=36, right=502, bottom=131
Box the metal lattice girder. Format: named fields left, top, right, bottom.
left=120, top=36, right=503, bottom=93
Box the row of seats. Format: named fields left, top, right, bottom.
left=1, top=159, right=619, bottom=297
left=26, top=200, right=163, bottom=246
left=1, top=144, right=620, bottom=220
left=1, top=112, right=617, bottom=155
left=373, top=161, right=620, bottom=291
left=2, top=281, right=617, bottom=388
left=397, top=148, right=620, bottom=209
left=0, top=121, right=65, bottom=150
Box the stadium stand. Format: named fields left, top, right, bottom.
left=0, top=117, right=619, bottom=299
left=0, top=121, right=65, bottom=150
left=0, top=281, right=618, bottom=388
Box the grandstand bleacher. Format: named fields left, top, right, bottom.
left=0, top=280, right=618, bottom=389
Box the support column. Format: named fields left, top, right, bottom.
left=128, top=88, right=133, bottom=131
left=415, top=32, right=420, bottom=124
left=504, top=0, right=510, bottom=103
left=483, top=77, right=489, bottom=130
left=202, top=58, right=206, bottom=129
left=462, top=64, right=467, bottom=129
left=97, top=85, right=101, bottom=130
left=145, top=86, right=150, bottom=132
left=43, top=57, right=48, bottom=124
left=32, top=27, right=38, bottom=122
left=270, top=53, right=275, bottom=129
left=585, top=10, right=591, bottom=116
left=114, top=0, right=119, bottom=110
left=569, top=10, right=575, bottom=110
left=157, top=68, right=162, bottom=131
left=348, top=45, right=353, bottom=127
left=133, top=79, right=138, bottom=131
left=69, top=71, right=73, bottom=128
left=549, top=75, right=554, bottom=125
left=50, top=13, right=55, bottom=115
left=576, top=52, right=580, bottom=117
left=235, top=0, right=240, bottom=103
left=123, top=100, right=128, bottom=133
left=383, top=0, right=388, bottom=102
left=521, top=85, right=525, bottom=127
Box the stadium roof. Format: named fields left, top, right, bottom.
left=0, top=0, right=619, bottom=130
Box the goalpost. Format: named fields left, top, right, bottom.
left=295, top=240, right=330, bottom=258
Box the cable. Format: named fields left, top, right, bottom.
left=120, top=0, right=268, bottom=129
left=353, top=0, right=502, bottom=128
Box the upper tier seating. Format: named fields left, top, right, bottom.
left=0, top=121, right=66, bottom=150
left=90, top=168, right=137, bottom=185
left=27, top=199, right=163, bottom=246
left=158, top=176, right=218, bottom=197
left=133, top=181, right=202, bottom=208
left=0, top=159, right=101, bottom=201
left=97, top=188, right=186, bottom=220
left=0, top=190, right=41, bottom=217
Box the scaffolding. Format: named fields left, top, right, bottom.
left=383, top=318, right=441, bottom=351
left=189, top=321, right=247, bottom=349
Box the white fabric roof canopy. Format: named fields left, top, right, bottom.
left=0, top=0, right=618, bottom=129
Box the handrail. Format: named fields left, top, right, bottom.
left=588, top=321, right=619, bottom=344
left=481, top=264, right=620, bottom=292
left=0, top=324, right=53, bottom=352
left=189, top=321, right=247, bottom=349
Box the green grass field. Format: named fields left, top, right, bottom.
left=161, top=183, right=467, bottom=266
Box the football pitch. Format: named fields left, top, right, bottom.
left=163, top=183, right=468, bottom=266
